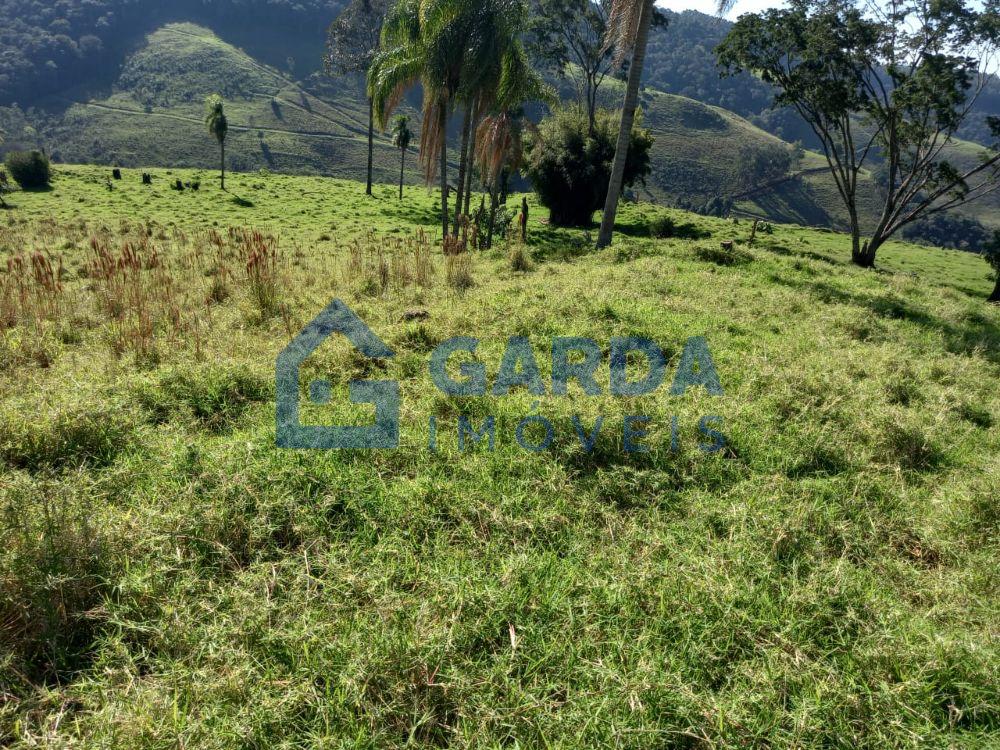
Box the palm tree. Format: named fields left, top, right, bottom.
left=595, top=0, right=654, bottom=248
left=473, top=44, right=553, bottom=247
left=370, top=0, right=539, bottom=240
left=390, top=115, right=412, bottom=199
left=204, top=95, right=229, bottom=191
left=369, top=0, right=468, bottom=239
left=452, top=0, right=546, bottom=233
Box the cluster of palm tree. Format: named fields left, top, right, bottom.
left=366, top=0, right=732, bottom=247
left=367, top=0, right=555, bottom=241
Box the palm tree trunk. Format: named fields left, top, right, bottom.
left=486, top=178, right=499, bottom=250
left=464, top=111, right=479, bottom=216
left=453, top=106, right=472, bottom=235
left=221, top=140, right=226, bottom=191
left=439, top=103, right=449, bottom=241
left=366, top=97, right=374, bottom=196
left=596, top=0, right=654, bottom=249
left=399, top=148, right=405, bottom=200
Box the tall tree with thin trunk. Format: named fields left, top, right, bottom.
left=390, top=114, right=412, bottom=199
left=527, top=0, right=618, bottom=134
left=453, top=105, right=474, bottom=233
left=326, top=0, right=388, bottom=197
left=204, top=95, right=228, bottom=191
left=369, top=0, right=466, bottom=239
left=596, top=0, right=655, bottom=248
left=717, top=0, right=1000, bottom=268
left=474, top=44, right=554, bottom=246
left=985, top=231, right=1000, bottom=303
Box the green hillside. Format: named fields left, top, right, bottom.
left=5, top=22, right=997, bottom=244
left=36, top=24, right=424, bottom=183
left=1, top=165, right=998, bottom=747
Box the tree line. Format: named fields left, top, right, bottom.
left=314, top=0, right=998, bottom=279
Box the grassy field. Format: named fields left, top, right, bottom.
left=1, top=165, right=998, bottom=748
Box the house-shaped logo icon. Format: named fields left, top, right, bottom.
left=276, top=299, right=399, bottom=449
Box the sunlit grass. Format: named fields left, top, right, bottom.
left=1, top=165, right=998, bottom=748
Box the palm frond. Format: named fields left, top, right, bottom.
left=603, top=0, right=646, bottom=66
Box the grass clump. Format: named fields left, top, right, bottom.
left=0, top=480, right=117, bottom=687
left=508, top=242, right=533, bottom=272
left=0, top=404, right=137, bottom=471
left=134, top=365, right=272, bottom=432
left=692, top=241, right=754, bottom=266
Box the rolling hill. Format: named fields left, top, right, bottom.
left=29, top=24, right=421, bottom=184
left=1, top=164, right=998, bottom=747
left=2, top=19, right=997, bottom=247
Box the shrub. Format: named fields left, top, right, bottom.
left=524, top=108, right=653, bottom=226
left=5, top=150, right=51, bottom=188
left=649, top=216, right=676, bottom=239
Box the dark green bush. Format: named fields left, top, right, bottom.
left=524, top=108, right=653, bottom=226
left=649, top=216, right=676, bottom=238
left=4, top=150, right=51, bottom=188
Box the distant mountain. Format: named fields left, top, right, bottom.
left=10, top=24, right=423, bottom=184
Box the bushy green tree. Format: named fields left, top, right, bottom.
left=5, top=149, right=50, bottom=189
left=525, top=107, right=652, bottom=226
left=717, top=0, right=1000, bottom=268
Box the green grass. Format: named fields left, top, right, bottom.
left=1, top=165, right=998, bottom=747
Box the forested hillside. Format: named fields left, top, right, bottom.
left=644, top=10, right=1000, bottom=149
left=0, top=0, right=343, bottom=104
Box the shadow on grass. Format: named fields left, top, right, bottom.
left=773, top=275, right=1000, bottom=362
left=615, top=218, right=713, bottom=241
